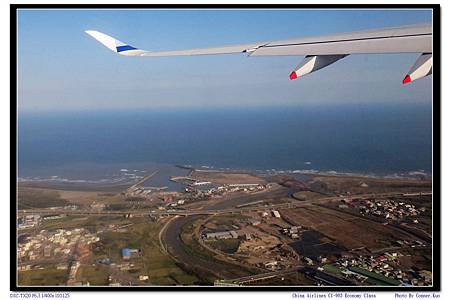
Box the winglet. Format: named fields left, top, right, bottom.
left=85, top=30, right=143, bottom=55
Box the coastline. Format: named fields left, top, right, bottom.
left=17, top=162, right=431, bottom=192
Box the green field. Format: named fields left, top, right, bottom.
left=78, top=265, right=109, bottom=285
left=18, top=267, right=68, bottom=286
left=206, top=239, right=240, bottom=254
left=18, top=187, right=70, bottom=209
left=323, top=264, right=342, bottom=274
left=40, top=215, right=124, bottom=232
left=88, top=217, right=199, bottom=285
left=348, top=266, right=400, bottom=286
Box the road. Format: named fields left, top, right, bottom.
left=17, top=191, right=414, bottom=217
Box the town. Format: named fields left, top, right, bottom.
left=17, top=167, right=433, bottom=287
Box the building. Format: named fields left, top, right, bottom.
left=303, top=257, right=314, bottom=265
left=272, top=210, right=281, bottom=218
left=43, top=215, right=63, bottom=220
left=90, top=202, right=106, bottom=210
left=43, top=246, right=52, bottom=257
left=193, top=181, right=212, bottom=186
left=264, top=261, right=278, bottom=270
left=56, top=263, right=68, bottom=270
left=204, top=231, right=238, bottom=240
left=122, top=248, right=131, bottom=260
left=122, top=248, right=141, bottom=260
left=228, top=183, right=261, bottom=187
left=248, top=219, right=261, bottom=226
left=139, top=275, right=149, bottom=281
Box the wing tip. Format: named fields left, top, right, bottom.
left=84, top=30, right=117, bottom=52
left=84, top=30, right=101, bottom=38
left=85, top=30, right=142, bottom=55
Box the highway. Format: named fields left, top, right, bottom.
left=17, top=191, right=418, bottom=217
left=17, top=202, right=303, bottom=217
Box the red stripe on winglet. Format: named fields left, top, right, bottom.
left=402, top=75, right=411, bottom=84
left=289, top=72, right=298, bottom=80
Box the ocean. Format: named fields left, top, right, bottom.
left=17, top=103, right=432, bottom=181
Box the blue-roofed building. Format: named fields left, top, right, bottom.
left=122, top=248, right=130, bottom=260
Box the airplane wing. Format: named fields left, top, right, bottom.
left=85, top=23, right=432, bottom=84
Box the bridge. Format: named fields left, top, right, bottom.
left=169, top=176, right=197, bottom=182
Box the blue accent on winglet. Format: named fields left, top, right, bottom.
left=116, top=45, right=137, bottom=52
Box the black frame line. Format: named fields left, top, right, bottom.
left=10, top=3, right=441, bottom=292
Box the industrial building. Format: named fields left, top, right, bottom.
left=204, top=231, right=238, bottom=240
left=272, top=210, right=281, bottom=218
left=121, top=248, right=141, bottom=260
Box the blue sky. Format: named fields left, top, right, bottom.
left=17, top=9, right=432, bottom=111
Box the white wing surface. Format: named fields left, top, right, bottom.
left=85, top=23, right=432, bottom=83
